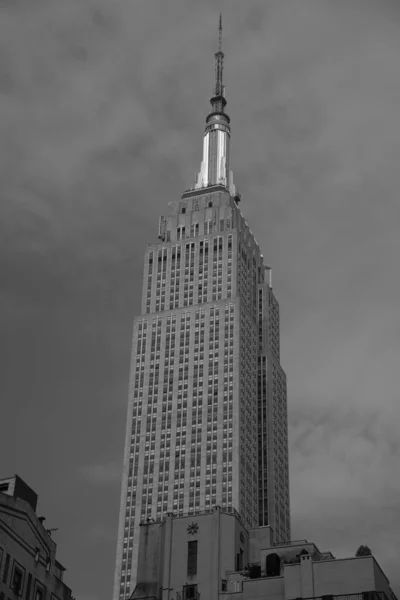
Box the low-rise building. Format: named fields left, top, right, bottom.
left=131, top=506, right=398, bottom=600
left=0, top=475, right=73, bottom=600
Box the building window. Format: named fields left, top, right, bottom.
left=34, top=586, right=44, bottom=600
left=187, top=540, right=198, bottom=577
left=11, top=562, right=25, bottom=596
left=25, top=574, right=32, bottom=600
left=183, top=584, right=198, bottom=600
left=235, top=548, right=243, bottom=571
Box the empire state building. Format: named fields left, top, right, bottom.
left=114, top=18, right=290, bottom=600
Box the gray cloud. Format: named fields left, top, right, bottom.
left=79, top=463, right=122, bottom=485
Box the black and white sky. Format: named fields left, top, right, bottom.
left=1, top=1, right=400, bottom=599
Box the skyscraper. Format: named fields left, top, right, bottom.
left=113, top=17, right=290, bottom=600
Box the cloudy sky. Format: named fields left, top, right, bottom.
left=1, top=0, right=400, bottom=598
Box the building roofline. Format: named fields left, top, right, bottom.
left=55, top=559, right=66, bottom=572
left=0, top=493, right=55, bottom=554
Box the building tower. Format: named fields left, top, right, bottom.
left=113, top=17, right=290, bottom=600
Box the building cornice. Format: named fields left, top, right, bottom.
left=181, top=184, right=229, bottom=200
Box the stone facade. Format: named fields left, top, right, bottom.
left=131, top=508, right=398, bottom=600
left=0, top=475, right=73, bottom=600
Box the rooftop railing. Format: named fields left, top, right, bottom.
left=301, top=592, right=389, bottom=600
left=139, top=505, right=246, bottom=529
left=273, top=539, right=309, bottom=547
left=221, top=590, right=390, bottom=600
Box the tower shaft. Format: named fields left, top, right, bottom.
left=113, top=17, right=290, bottom=600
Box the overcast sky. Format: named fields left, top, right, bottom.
left=1, top=1, right=400, bottom=599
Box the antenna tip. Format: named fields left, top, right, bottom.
left=218, top=13, right=223, bottom=52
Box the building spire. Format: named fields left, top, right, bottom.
left=193, top=14, right=236, bottom=196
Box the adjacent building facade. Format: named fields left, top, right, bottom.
left=113, top=18, right=290, bottom=600
left=131, top=507, right=398, bottom=600
left=0, top=475, right=73, bottom=600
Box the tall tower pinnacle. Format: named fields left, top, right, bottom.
left=194, top=14, right=236, bottom=195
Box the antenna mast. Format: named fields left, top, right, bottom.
left=215, top=14, right=224, bottom=98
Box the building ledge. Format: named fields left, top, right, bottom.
left=181, top=184, right=229, bottom=199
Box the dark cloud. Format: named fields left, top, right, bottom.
left=1, top=1, right=400, bottom=598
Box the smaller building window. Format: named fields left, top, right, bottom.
left=11, top=562, right=24, bottom=596
left=187, top=541, right=198, bottom=577
left=235, top=548, right=243, bottom=571
left=183, top=584, right=198, bottom=600
left=25, top=574, right=32, bottom=600
left=34, top=584, right=45, bottom=600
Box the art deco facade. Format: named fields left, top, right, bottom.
left=114, top=20, right=290, bottom=600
